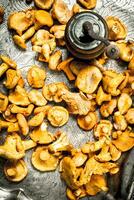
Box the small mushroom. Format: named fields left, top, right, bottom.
left=0, top=63, right=9, bottom=77
left=4, top=69, right=21, bottom=89
left=109, top=143, right=121, bottom=161
left=28, top=90, right=47, bottom=106
left=116, top=40, right=133, bottom=62
left=3, top=105, right=17, bottom=123
left=50, top=25, right=66, bottom=39
left=47, top=106, right=69, bottom=127
left=118, top=71, right=129, bottom=90
left=85, top=174, right=108, bottom=196
left=30, top=122, right=54, bottom=144
left=94, top=120, right=113, bottom=139
left=34, top=0, right=54, bottom=9
left=0, top=55, right=17, bottom=69
left=75, top=66, right=102, bottom=94
left=102, top=70, right=125, bottom=96
left=70, top=60, right=89, bottom=76
left=8, top=10, right=35, bottom=36
left=0, top=133, right=25, bottom=160
left=32, top=146, right=59, bottom=171
left=95, top=144, right=111, bottom=162
left=31, top=29, right=54, bottom=45
left=79, top=157, right=118, bottom=185
left=13, top=26, right=36, bottom=49
left=27, top=65, right=46, bottom=88
left=100, top=99, right=117, bottom=117
left=49, top=132, right=72, bottom=153
left=118, top=93, right=132, bottom=114
left=43, top=82, right=68, bottom=102
left=17, top=113, right=29, bottom=136
left=7, top=122, right=20, bottom=133
left=28, top=112, right=45, bottom=127
left=9, top=85, right=30, bottom=106
left=60, top=89, right=91, bottom=115
left=0, top=92, right=8, bottom=113
left=71, top=150, right=88, bottom=167
left=106, top=16, right=127, bottom=41
left=52, top=0, right=73, bottom=25
left=113, top=111, right=127, bottom=131
left=34, top=105, right=52, bottom=115
left=125, top=108, right=134, bottom=124
left=10, top=104, right=34, bottom=117
left=48, top=50, right=62, bottom=70
left=77, top=112, right=98, bottom=131
left=77, top=0, right=97, bottom=9
left=61, top=157, right=82, bottom=190
left=4, top=159, right=28, bottom=182
left=112, top=131, right=134, bottom=152
left=96, top=86, right=111, bottom=105
left=57, top=58, right=75, bottom=81
left=34, top=10, right=53, bottom=29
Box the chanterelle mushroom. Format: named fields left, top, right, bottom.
left=47, top=106, right=69, bottom=127
left=78, top=0, right=97, bottom=9
left=100, top=99, right=117, bottom=118
left=8, top=10, right=35, bottom=36
left=34, top=0, right=54, bottom=10
left=94, top=120, right=113, bottom=139
left=0, top=63, right=9, bottom=78
left=4, top=69, right=21, bottom=89
left=102, top=70, right=125, bottom=96
left=4, top=159, right=28, bottom=182
left=113, top=111, right=127, bottom=131
left=8, top=85, right=30, bottom=106
left=27, top=65, right=46, bottom=88
left=28, top=112, right=45, bottom=127
left=60, top=89, right=91, bottom=115
left=34, top=10, right=53, bottom=29
left=85, top=174, right=108, bottom=196
left=10, top=104, right=34, bottom=117
left=28, top=90, right=47, bottom=106
left=0, top=55, right=17, bottom=69
left=79, top=157, right=118, bottom=185
left=112, top=131, right=134, bottom=152
left=125, top=108, right=134, bottom=124
left=0, top=92, right=8, bottom=113
left=52, top=0, right=73, bottom=25
left=77, top=112, right=98, bottom=131
left=75, top=66, right=102, bottom=94
left=96, top=86, right=111, bottom=105
left=43, top=82, right=68, bottom=103
left=71, top=149, right=88, bottom=167
left=49, top=132, right=72, bottom=153
left=0, top=133, right=25, bottom=160
left=118, top=93, right=132, bottom=114
left=30, top=122, right=54, bottom=144
left=32, top=146, right=59, bottom=171
left=106, top=16, right=127, bottom=41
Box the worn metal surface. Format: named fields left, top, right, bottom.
left=0, top=0, right=134, bottom=200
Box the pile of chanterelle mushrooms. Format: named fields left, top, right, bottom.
left=0, top=0, right=134, bottom=199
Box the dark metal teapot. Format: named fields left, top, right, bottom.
left=65, top=11, right=119, bottom=60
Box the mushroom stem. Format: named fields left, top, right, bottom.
left=21, top=26, right=36, bottom=40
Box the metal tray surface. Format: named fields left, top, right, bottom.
left=0, top=0, right=134, bottom=200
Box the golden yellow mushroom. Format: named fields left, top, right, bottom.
left=34, top=0, right=54, bottom=10
left=32, top=146, right=59, bottom=172
left=4, top=159, right=28, bottom=182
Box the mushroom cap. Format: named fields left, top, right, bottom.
left=118, top=93, right=132, bottom=114
left=34, top=0, right=54, bottom=10
left=27, top=65, right=46, bottom=88
left=75, top=66, right=102, bottom=94
left=77, top=112, right=98, bottom=131
left=0, top=55, right=17, bottom=69
left=4, top=159, right=28, bottom=182
left=47, top=106, right=69, bottom=127
left=30, top=122, right=54, bottom=144
left=94, top=120, right=113, bottom=139
left=106, top=16, right=127, bottom=41
left=9, top=85, right=30, bottom=106
left=0, top=92, right=8, bottom=113
left=28, top=90, right=47, bottom=106
left=35, top=10, right=53, bottom=27
left=4, top=69, right=21, bottom=89
left=31, top=146, right=59, bottom=171
left=28, top=112, right=45, bottom=127
left=112, top=131, right=134, bottom=152
left=13, top=35, right=27, bottom=49
left=43, top=82, right=68, bottom=102
left=78, top=0, right=97, bottom=9
left=8, top=10, right=35, bottom=36
left=125, top=108, right=134, bottom=124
